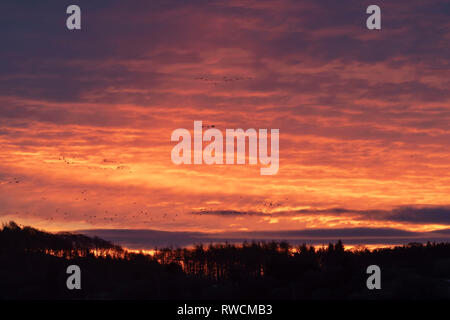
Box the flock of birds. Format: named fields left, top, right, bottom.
left=2, top=152, right=287, bottom=227
left=7, top=184, right=286, bottom=226
left=0, top=177, right=21, bottom=185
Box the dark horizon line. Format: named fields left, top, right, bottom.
left=77, top=226, right=450, bottom=249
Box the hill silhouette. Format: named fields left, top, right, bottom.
left=1, top=221, right=449, bottom=299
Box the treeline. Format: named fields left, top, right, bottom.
left=0, top=221, right=123, bottom=258
left=153, top=240, right=450, bottom=299
left=0, top=222, right=449, bottom=299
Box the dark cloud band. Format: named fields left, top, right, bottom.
left=191, top=205, right=450, bottom=225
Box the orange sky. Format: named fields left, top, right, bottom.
left=0, top=0, right=449, bottom=242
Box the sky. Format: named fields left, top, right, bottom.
left=0, top=0, right=449, bottom=247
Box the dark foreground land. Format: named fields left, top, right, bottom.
left=1, top=222, right=449, bottom=299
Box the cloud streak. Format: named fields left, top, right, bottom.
left=79, top=227, right=450, bottom=249
left=192, top=205, right=450, bottom=225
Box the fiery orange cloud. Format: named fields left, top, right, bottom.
left=0, top=0, right=449, bottom=247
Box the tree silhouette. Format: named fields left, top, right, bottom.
left=1, top=222, right=449, bottom=299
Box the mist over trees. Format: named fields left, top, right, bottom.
left=1, top=222, right=449, bottom=299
